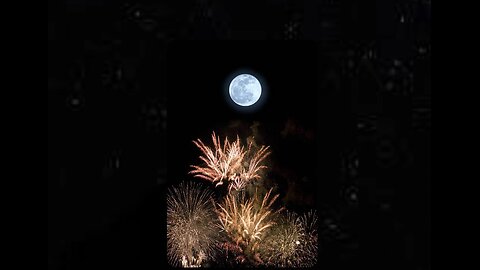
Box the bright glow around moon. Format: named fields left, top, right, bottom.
left=229, top=74, right=262, bottom=107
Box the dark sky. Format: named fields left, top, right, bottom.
left=168, top=42, right=319, bottom=121
left=49, top=1, right=430, bottom=269
left=165, top=42, right=352, bottom=217
left=167, top=42, right=327, bottom=184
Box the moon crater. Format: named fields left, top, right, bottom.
left=229, top=74, right=262, bottom=107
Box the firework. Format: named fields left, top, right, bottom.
left=259, top=210, right=318, bottom=267
left=189, top=132, right=270, bottom=192
left=167, top=182, right=218, bottom=267
left=241, top=143, right=270, bottom=183
left=299, top=210, right=319, bottom=263
left=216, top=188, right=283, bottom=257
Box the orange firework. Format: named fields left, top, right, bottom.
left=215, top=188, right=283, bottom=252
left=189, top=132, right=270, bottom=192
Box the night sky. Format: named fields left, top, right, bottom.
left=49, top=1, right=430, bottom=269
left=167, top=42, right=325, bottom=191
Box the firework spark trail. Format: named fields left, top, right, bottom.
left=228, top=174, right=247, bottom=193
left=189, top=132, right=270, bottom=192
left=259, top=210, right=319, bottom=267
left=299, top=210, right=319, bottom=263
left=216, top=188, right=283, bottom=255
left=242, top=143, right=270, bottom=182
left=190, top=132, right=229, bottom=183
left=167, top=182, right=218, bottom=267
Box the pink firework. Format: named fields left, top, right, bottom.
left=189, top=132, right=270, bottom=192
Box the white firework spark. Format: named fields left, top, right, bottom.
left=189, top=132, right=270, bottom=193
left=259, top=210, right=319, bottom=267
left=216, top=188, right=283, bottom=254
left=167, top=182, right=218, bottom=267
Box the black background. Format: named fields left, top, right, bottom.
left=48, top=1, right=430, bottom=269
left=167, top=42, right=323, bottom=185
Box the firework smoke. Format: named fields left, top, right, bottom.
left=189, top=132, right=270, bottom=193
left=167, top=182, right=218, bottom=267
left=259, top=210, right=318, bottom=267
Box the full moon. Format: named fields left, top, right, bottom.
left=229, top=74, right=262, bottom=106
